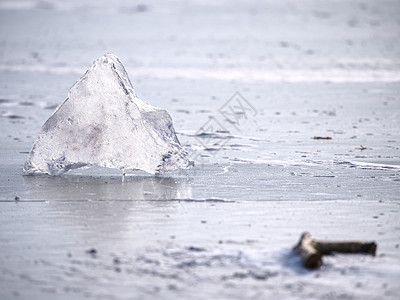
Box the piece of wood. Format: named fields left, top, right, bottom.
left=294, top=232, right=377, bottom=269
left=313, top=136, right=332, bottom=140
left=293, top=232, right=322, bottom=269
left=312, top=240, right=377, bottom=256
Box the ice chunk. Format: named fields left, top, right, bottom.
left=23, top=53, right=193, bottom=175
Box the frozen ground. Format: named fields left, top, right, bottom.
left=0, top=0, right=399, bottom=299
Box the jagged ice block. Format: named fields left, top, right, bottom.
left=23, top=53, right=192, bottom=175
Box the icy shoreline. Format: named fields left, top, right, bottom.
left=1, top=0, right=399, bottom=299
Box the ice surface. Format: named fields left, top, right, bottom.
left=23, top=53, right=192, bottom=175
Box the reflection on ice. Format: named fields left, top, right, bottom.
left=23, top=174, right=192, bottom=201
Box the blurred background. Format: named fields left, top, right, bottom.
left=1, top=0, right=399, bottom=169
left=1, top=0, right=399, bottom=89
left=1, top=0, right=400, bottom=178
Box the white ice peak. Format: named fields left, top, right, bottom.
left=23, top=53, right=192, bottom=175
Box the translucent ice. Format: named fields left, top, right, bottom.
left=23, top=54, right=192, bottom=175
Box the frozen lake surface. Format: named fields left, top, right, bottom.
left=0, top=0, right=399, bottom=299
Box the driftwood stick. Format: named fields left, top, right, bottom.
left=294, top=232, right=377, bottom=269
left=293, top=232, right=322, bottom=269
left=313, top=240, right=377, bottom=256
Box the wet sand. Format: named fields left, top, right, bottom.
left=1, top=0, right=400, bottom=299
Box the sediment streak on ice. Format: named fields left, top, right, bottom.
left=23, top=53, right=192, bottom=175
